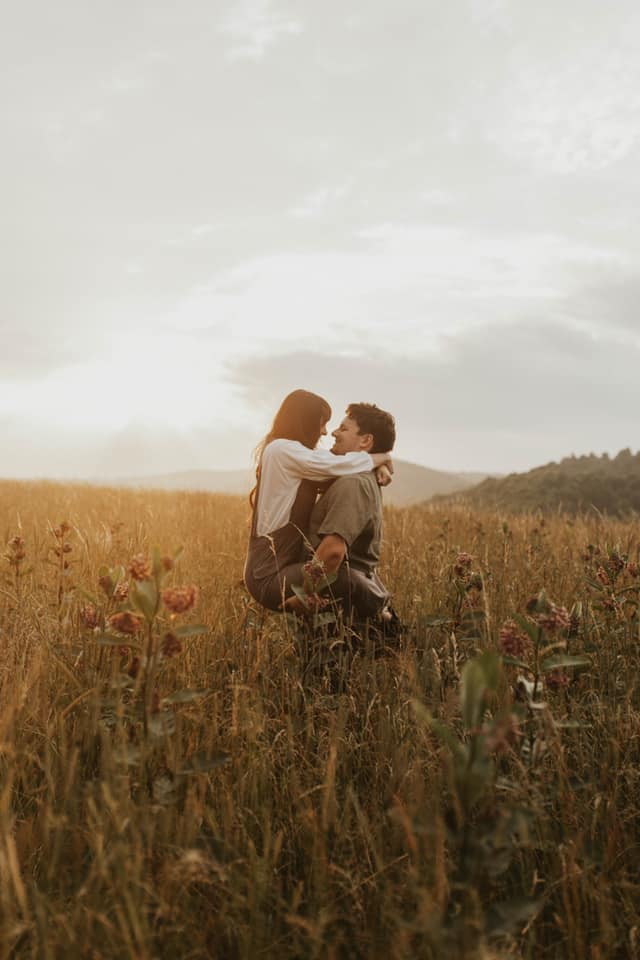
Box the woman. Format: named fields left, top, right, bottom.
left=244, top=389, right=393, bottom=611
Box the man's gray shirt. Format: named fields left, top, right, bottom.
left=308, top=473, right=383, bottom=574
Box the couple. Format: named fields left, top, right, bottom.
left=244, top=389, right=396, bottom=627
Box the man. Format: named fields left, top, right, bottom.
left=289, top=402, right=396, bottom=624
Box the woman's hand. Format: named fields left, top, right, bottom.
left=375, top=464, right=393, bottom=487
left=371, top=452, right=394, bottom=473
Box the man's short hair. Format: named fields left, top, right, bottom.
left=346, top=403, right=396, bottom=453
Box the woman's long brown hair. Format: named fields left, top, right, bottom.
left=249, top=389, right=332, bottom=511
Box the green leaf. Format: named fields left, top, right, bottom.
left=411, top=700, right=464, bottom=757
left=163, top=687, right=210, bottom=705
left=77, top=588, right=99, bottom=604
left=147, top=711, right=176, bottom=738
left=460, top=651, right=501, bottom=730
left=540, top=655, right=591, bottom=673
left=312, top=612, right=336, bottom=627
left=152, top=546, right=162, bottom=579
left=539, top=640, right=568, bottom=658
left=513, top=614, right=541, bottom=643
left=501, top=654, right=532, bottom=673
left=584, top=576, right=605, bottom=593
left=95, top=634, right=142, bottom=650
left=420, top=615, right=454, bottom=627
left=486, top=898, right=542, bottom=939
left=131, top=578, right=158, bottom=622
left=173, top=624, right=208, bottom=638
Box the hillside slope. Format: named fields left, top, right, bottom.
left=439, top=449, right=640, bottom=516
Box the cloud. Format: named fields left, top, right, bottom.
left=564, top=265, right=640, bottom=336
left=0, top=327, right=82, bottom=381
left=486, top=6, right=640, bottom=174
left=220, top=0, right=302, bottom=61
left=227, top=318, right=640, bottom=472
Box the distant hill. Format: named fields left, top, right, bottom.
left=438, top=449, right=640, bottom=517
left=112, top=461, right=491, bottom=508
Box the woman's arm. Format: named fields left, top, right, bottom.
left=272, top=440, right=377, bottom=482
left=370, top=452, right=393, bottom=471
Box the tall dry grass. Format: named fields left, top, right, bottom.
left=1, top=479, right=639, bottom=959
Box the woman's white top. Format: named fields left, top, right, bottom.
left=255, top=438, right=374, bottom=537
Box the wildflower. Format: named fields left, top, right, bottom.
left=161, top=555, right=174, bottom=572
left=113, top=581, right=130, bottom=602
left=7, top=536, right=26, bottom=565
left=128, top=553, right=152, bottom=581
left=601, top=595, right=620, bottom=615
left=162, top=585, right=198, bottom=614
left=499, top=619, right=531, bottom=659
left=303, top=592, right=330, bottom=613
left=607, top=550, right=626, bottom=575
left=527, top=594, right=570, bottom=633
left=537, top=604, right=570, bottom=633
left=465, top=572, right=483, bottom=592
left=545, top=670, right=570, bottom=690
left=302, top=556, right=327, bottom=589
left=109, top=611, right=144, bottom=635
left=80, top=603, right=99, bottom=629
left=162, top=632, right=182, bottom=657
left=54, top=521, right=71, bottom=539
left=63, top=543, right=73, bottom=554
left=596, top=566, right=610, bottom=587
left=627, top=561, right=639, bottom=578
left=453, top=552, right=473, bottom=577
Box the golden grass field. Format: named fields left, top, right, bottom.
left=1, top=479, right=639, bottom=959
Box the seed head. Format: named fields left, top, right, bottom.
left=303, top=592, right=330, bottom=613
left=80, top=603, right=99, bottom=629
left=7, top=536, right=26, bottom=564
left=527, top=594, right=570, bottom=633
left=302, top=557, right=327, bottom=588
left=128, top=553, right=152, bottom=581
left=498, top=619, right=531, bottom=659
left=162, top=585, right=198, bottom=614
left=109, top=611, right=144, bottom=635
left=453, top=552, right=474, bottom=577
left=113, top=581, right=130, bottom=602
left=162, top=632, right=182, bottom=657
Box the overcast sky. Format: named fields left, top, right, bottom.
left=2, top=0, right=639, bottom=479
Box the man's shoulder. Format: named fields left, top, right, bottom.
left=327, top=472, right=374, bottom=491
left=322, top=472, right=379, bottom=504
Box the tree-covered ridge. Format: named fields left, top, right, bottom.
left=441, top=449, right=640, bottom=516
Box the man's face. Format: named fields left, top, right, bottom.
left=331, top=416, right=372, bottom=454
